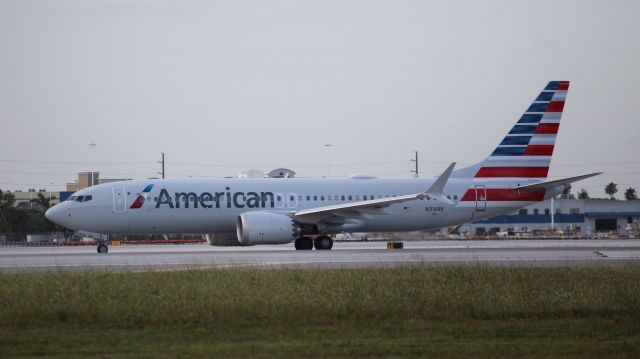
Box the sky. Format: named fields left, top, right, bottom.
left=0, top=0, right=639, bottom=198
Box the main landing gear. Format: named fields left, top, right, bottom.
left=97, top=243, right=109, bottom=254
left=295, top=235, right=333, bottom=250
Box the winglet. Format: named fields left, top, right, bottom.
left=424, top=162, right=456, bottom=205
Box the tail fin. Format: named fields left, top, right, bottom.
left=453, top=81, right=569, bottom=180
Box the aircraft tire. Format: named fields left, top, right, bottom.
left=295, top=237, right=313, bottom=250
left=314, top=235, right=333, bottom=250
left=97, top=243, right=109, bottom=254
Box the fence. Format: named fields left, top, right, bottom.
left=0, top=232, right=207, bottom=247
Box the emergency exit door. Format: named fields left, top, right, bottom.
left=475, top=185, right=487, bottom=212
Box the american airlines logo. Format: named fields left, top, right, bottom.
left=130, top=184, right=277, bottom=209
left=130, top=184, right=154, bottom=209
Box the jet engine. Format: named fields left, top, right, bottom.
left=236, top=211, right=296, bottom=245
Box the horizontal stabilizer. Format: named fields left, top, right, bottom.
left=515, top=172, right=603, bottom=190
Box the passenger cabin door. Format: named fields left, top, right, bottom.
left=475, top=185, right=487, bottom=212
left=113, top=185, right=127, bottom=213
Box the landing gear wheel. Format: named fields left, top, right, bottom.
left=314, top=235, right=333, bottom=250
left=295, top=237, right=313, bottom=250
left=97, top=243, right=109, bottom=254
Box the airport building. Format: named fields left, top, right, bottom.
left=10, top=189, right=66, bottom=210
left=65, top=172, right=131, bottom=192
left=459, top=198, right=640, bottom=237
left=8, top=172, right=131, bottom=210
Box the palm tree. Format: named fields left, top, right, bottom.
left=625, top=187, right=638, bottom=200
left=577, top=188, right=589, bottom=199
left=605, top=182, right=618, bottom=200
left=30, top=193, right=55, bottom=212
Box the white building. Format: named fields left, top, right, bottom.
left=459, top=198, right=640, bottom=236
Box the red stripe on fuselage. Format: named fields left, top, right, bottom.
left=461, top=188, right=546, bottom=202
left=475, top=167, right=549, bottom=178
left=524, top=145, right=554, bottom=156
left=535, top=123, right=559, bottom=134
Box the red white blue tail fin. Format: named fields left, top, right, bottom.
left=454, top=81, right=569, bottom=180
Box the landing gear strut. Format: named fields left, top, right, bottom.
left=97, top=243, right=109, bottom=254
left=314, top=235, right=333, bottom=250
left=295, top=236, right=313, bottom=250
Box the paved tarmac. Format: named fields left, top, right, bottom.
left=1, top=240, right=640, bottom=272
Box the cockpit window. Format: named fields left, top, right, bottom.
left=68, top=195, right=92, bottom=203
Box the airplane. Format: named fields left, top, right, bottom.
left=46, top=81, right=601, bottom=253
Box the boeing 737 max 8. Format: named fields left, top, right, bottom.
left=46, top=81, right=600, bottom=253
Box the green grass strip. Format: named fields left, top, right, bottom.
left=1, top=266, right=639, bottom=357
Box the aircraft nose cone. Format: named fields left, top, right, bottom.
left=45, top=205, right=64, bottom=226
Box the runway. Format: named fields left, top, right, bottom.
left=2, top=239, right=640, bottom=272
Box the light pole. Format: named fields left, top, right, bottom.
left=410, top=151, right=419, bottom=178
left=324, top=144, right=332, bottom=177
left=158, top=152, right=165, bottom=179
left=89, top=141, right=97, bottom=187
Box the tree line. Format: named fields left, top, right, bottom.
left=577, top=183, right=637, bottom=200
left=0, top=190, right=57, bottom=233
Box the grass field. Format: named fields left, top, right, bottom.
left=1, top=266, right=639, bottom=357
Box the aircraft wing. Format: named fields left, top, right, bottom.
left=294, top=163, right=456, bottom=224
left=515, top=172, right=603, bottom=191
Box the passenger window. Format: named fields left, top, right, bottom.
left=341, top=195, right=345, bottom=201
left=306, top=195, right=310, bottom=201
left=348, top=195, right=352, bottom=200
left=363, top=195, right=367, bottom=200
left=313, top=196, right=317, bottom=201
left=321, top=196, right=325, bottom=201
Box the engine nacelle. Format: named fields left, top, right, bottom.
left=236, top=211, right=296, bottom=245
left=206, top=233, right=241, bottom=246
